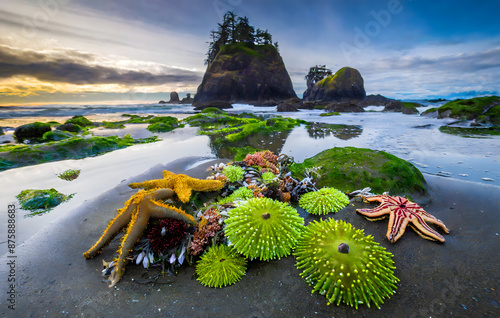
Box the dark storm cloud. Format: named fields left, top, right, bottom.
left=0, top=45, right=202, bottom=86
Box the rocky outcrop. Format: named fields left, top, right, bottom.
left=193, top=43, right=296, bottom=107
left=422, top=96, right=500, bottom=125
left=277, top=98, right=302, bottom=112
left=324, top=102, right=365, bottom=113
left=303, top=67, right=366, bottom=102
left=383, top=101, right=420, bottom=114
left=359, top=94, right=395, bottom=107
left=193, top=101, right=233, bottom=111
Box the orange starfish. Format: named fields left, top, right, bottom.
left=83, top=188, right=196, bottom=287
left=129, top=170, right=225, bottom=203
left=356, top=195, right=449, bottom=243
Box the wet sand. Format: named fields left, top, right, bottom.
left=1, top=157, right=499, bottom=318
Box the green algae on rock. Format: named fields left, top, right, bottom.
left=290, top=147, right=427, bottom=196
left=438, top=125, right=500, bottom=138
left=66, top=115, right=94, bottom=127
left=224, top=197, right=304, bottom=261
left=14, top=122, right=52, bottom=143
left=303, top=67, right=366, bottom=102
left=294, top=219, right=399, bottom=308
left=299, top=187, right=349, bottom=215
left=146, top=116, right=181, bottom=133
left=16, top=188, right=74, bottom=216
left=196, top=244, right=247, bottom=288
left=0, top=135, right=158, bottom=171
left=422, top=96, right=500, bottom=123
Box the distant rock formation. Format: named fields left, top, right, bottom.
left=192, top=43, right=297, bottom=108
left=181, top=93, right=194, bottom=104
left=169, top=92, right=180, bottom=103
left=303, top=67, right=366, bottom=102
left=159, top=92, right=181, bottom=104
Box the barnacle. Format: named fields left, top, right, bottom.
left=196, top=244, right=247, bottom=288
left=294, top=219, right=399, bottom=309
left=223, top=165, right=245, bottom=183
left=299, top=187, right=349, bottom=215
left=224, top=197, right=304, bottom=261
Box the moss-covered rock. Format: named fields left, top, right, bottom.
left=56, top=123, right=82, bottom=132
left=14, top=122, right=52, bottom=143
left=290, top=147, right=426, bottom=196
left=16, top=188, right=74, bottom=216
left=436, top=96, right=500, bottom=122
left=193, top=43, right=296, bottom=107
left=146, top=116, right=181, bottom=133
left=0, top=135, right=158, bottom=171
left=66, top=115, right=93, bottom=127
left=303, top=67, right=366, bottom=102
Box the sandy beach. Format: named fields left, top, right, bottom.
left=1, top=156, right=498, bottom=318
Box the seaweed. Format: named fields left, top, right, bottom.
left=16, top=188, right=75, bottom=216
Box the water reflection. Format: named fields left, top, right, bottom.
left=306, top=123, right=363, bottom=140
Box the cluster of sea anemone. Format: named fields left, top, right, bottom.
left=222, top=164, right=245, bottom=183
left=224, top=197, right=304, bottom=261
left=299, top=187, right=349, bottom=215
left=195, top=244, right=247, bottom=288
left=294, top=219, right=399, bottom=309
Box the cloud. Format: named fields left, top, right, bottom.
left=0, top=45, right=202, bottom=86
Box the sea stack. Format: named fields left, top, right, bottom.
left=303, top=67, right=366, bottom=102
left=192, top=43, right=296, bottom=108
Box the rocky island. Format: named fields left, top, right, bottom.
left=192, top=12, right=296, bottom=109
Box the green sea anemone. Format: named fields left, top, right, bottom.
left=294, top=219, right=399, bottom=309
left=224, top=197, right=304, bottom=261
left=217, top=186, right=254, bottom=205
left=299, top=187, right=349, bottom=215
left=261, top=171, right=276, bottom=183
left=223, top=165, right=245, bottom=182
left=196, top=244, right=247, bottom=288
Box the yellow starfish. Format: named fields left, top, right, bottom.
left=83, top=188, right=196, bottom=287
left=129, top=170, right=225, bottom=203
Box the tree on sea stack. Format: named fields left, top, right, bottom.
left=205, top=11, right=275, bottom=66
left=194, top=11, right=296, bottom=108
left=305, top=65, right=333, bottom=90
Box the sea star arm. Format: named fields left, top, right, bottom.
left=409, top=214, right=447, bottom=242
left=83, top=195, right=137, bottom=259
left=356, top=196, right=392, bottom=218
left=386, top=209, right=411, bottom=243
left=108, top=189, right=195, bottom=287
left=128, top=179, right=173, bottom=190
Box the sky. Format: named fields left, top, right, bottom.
left=0, top=0, right=499, bottom=105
